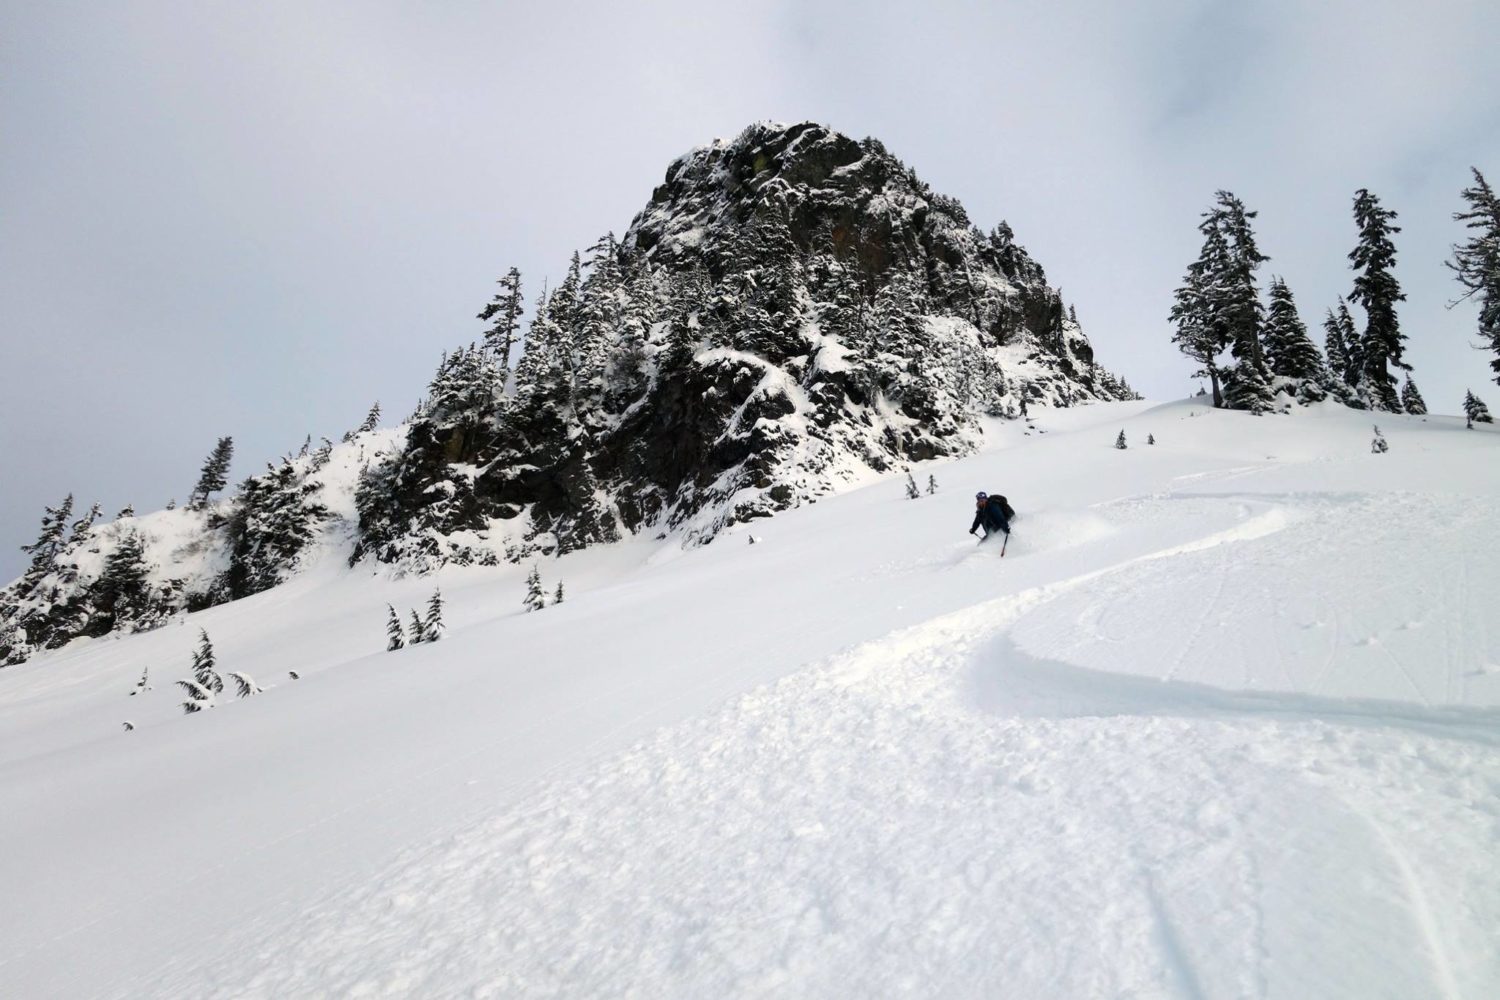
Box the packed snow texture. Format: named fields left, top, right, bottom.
left=1, top=400, right=1498, bottom=998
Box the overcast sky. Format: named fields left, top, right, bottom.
left=3, top=0, right=1498, bottom=580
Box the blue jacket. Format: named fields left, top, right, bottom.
left=971, top=496, right=1011, bottom=534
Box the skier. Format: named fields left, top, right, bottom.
left=969, top=491, right=1013, bottom=542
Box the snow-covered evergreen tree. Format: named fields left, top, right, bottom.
left=553, top=581, right=565, bottom=606
left=1147, top=433, right=1156, bottom=445
left=904, top=472, right=920, bottom=499
left=18, top=494, right=74, bottom=598
left=91, top=529, right=151, bottom=635
left=1400, top=378, right=1427, bottom=415
left=524, top=566, right=545, bottom=612
left=1169, top=207, right=1231, bottom=406
left=1115, top=430, right=1127, bottom=450
left=130, top=665, right=150, bottom=696
left=189, top=437, right=235, bottom=510
left=1323, top=299, right=1363, bottom=403
left=1447, top=168, right=1500, bottom=387
left=407, top=609, right=426, bottom=645
left=177, top=678, right=213, bottom=714
left=478, top=267, right=525, bottom=377
left=1263, top=277, right=1330, bottom=401
left=423, top=588, right=444, bottom=642
left=68, top=503, right=102, bottom=549
left=1222, top=358, right=1275, bottom=414
left=1371, top=425, right=1389, bottom=453
left=346, top=401, right=382, bottom=441
left=222, top=459, right=330, bottom=600
left=228, top=672, right=262, bottom=698
left=386, top=604, right=405, bottom=651
left=191, top=629, right=222, bottom=695
left=1349, top=190, right=1407, bottom=412
left=1464, top=390, right=1493, bottom=427
left=926, top=475, right=938, bottom=495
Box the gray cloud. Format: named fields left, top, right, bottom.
left=2, top=1, right=1497, bottom=579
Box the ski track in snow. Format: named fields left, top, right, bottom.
left=137, top=488, right=1500, bottom=1000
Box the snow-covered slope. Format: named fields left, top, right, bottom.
left=2, top=400, right=1498, bottom=998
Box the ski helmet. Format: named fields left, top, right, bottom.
left=975, top=491, right=988, bottom=501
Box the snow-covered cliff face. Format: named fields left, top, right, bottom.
left=2, top=121, right=1134, bottom=664
left=356, top=122, right=1134, bottom=567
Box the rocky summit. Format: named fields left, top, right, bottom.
left=2, top=121, right=1134, bottom=663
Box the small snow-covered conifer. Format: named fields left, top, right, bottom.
left=116, top=504, right=135, bottom=519
left=229, top=672, right=262, bottom=698
left=1148, top=433, right=1156, bottom=445
left=408, top=608, right=426, bottom=644
left=926, top=474, right=938, bottom=495
left=122, top=721, right=135, bottom=732
left=177, top=678, right=213, bottom=714
left=904, top=471, right=920, bottom=499
left=1371, top=425, right=1389, bottom=453
left=1115, top=430, right=1127, bottom=450
left=423, top=589, right=445, bottom=642
left=191, top=629, right=222, bottom=694
left=553, top=581, right=565, bottom=605
left=524, top=566, right=546, bottom=612
left=347, top=401, right=381, bottom=440
left=1400, top=377, right=1427, bottom=415
left=386, top=604, right=406, bottom=651
left=1464, top=390, right=1493, bottom=427
left=130, top=666, right=150, bottom=696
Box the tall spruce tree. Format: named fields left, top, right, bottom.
left=1171, top=192, right=1274, bottom=408
left=1348, top=189, right=1407, bottom=412
left=189, top=437, right=235, bottom=510
left=478, top=267, right=525, bottom=378
left=1447, top=168, right=1500, bottom=386
left=19, top=494, right=74, bottom=595
left=1214, top=192, right=1271, bottom=375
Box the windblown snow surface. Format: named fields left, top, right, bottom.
left=3, top=399, right=1499, bottom=999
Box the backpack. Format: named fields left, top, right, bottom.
left=992, top=495, right=1016, bottom=522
